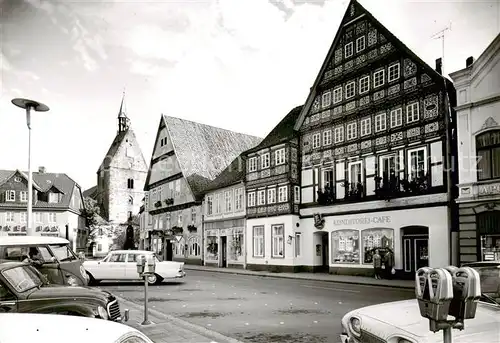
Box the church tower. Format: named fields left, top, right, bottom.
left=92, top=92, right=149, bottom=225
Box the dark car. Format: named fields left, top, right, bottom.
left=0, top=261, right=123, bottom=321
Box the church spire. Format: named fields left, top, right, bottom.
left=118, top=89, right=130, bottom=133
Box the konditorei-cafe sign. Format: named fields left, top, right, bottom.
left=333, top=215, right=392, bottom=226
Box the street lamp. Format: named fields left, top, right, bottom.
left=11, top=98, right=50, bottom=236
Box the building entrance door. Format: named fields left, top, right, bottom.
left=401, top=226, right=429, bottom=279
left=220, top=236, right=227, bottom=268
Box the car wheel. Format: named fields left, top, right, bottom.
left=86, top=272, right=100, bottom=286
left=147, top=273, right=162, bottom=285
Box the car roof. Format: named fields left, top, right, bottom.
left=0, top=313, right=152, bottom=343
left=0, top=236, right=70, bottom=246
left=110, top=250, right=153, bottom=255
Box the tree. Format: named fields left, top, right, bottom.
left=82, top=197, right=118, bottom=243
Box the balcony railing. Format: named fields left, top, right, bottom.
left=317, top=187, right=335, bottom=205
left=374, top=172, right=430, bottom=201
left=343, top=181, right=365, bottom=200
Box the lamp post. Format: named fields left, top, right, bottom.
left=11, top=98, right=50, bottom=236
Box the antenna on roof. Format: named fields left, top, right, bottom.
left=431, top=21, right=452, bottom=76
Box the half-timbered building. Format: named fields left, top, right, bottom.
left=245, top=106, right=303, bottom=272
left=294, top=0, right=457, bottom=277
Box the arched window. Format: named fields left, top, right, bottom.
left=476, top=130, right=500, bottom=180
left=127, top=178, right=134, bottom=189
left=188, top=236, right=201, bottom=256
left=128, top=196, right=133, bottom=205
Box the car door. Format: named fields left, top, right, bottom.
left=0, top=281, right=17, bottom=313
left=125, top=253, right=140, bottom=280
left=103, top=253, right=127, bottom=280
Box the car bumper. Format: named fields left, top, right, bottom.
left=175, top=271, right=186, bottom=278
left=340, top=334, right=355, bottom=343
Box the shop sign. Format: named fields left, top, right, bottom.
left=333, top=215, right=392, bottom=226
left=478, top=182, right=500, bottom=196
left=314, top=213, right=325, bottom=229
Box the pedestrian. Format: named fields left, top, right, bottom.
left=373, top=249, right=382, bottom=279
left=383, top=250, right=395, bottom=280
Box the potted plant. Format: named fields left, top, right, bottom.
left=172, top=226, right=183, bottom=235
left=187, top=225, right=197, bottom=233
left=155, top=201, right=162, bottom=208
left=165, top=198, right=174, bottom=206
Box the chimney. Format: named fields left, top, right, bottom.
left=435, top=58, right=442, bottom=75
left=466, top=56, right=474, bottom=68
left=38, top=166, right=46, bottom=173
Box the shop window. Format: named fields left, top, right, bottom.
left=206, top=236, right=218, bottom=260
left=271, top=224, right=284, bottom=258
left=230, top=232, right=244, bottom=259
left=361, top=228, right=394, bottom=264
left=476, top=130, right=500, bottom=181
left=331, top=229, right=360, bottom=264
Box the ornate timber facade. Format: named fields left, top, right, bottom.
left=244, top=106, right=303, bottom=272
left=294, top=0, right=457, bottom=277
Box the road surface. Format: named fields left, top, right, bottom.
left=99, top=270, right=414, bottom=343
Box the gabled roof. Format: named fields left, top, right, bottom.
left=98, top=130, right=128, bottom=172
left=294, top=0, right=448, bottom=130
left=0, top=169, right=43, bottom=191
left=145, top=115, right=262, bottom=200
left=246, top=105, right=303, bottom=154
left=0, top=170, right=80, bottom=209
left=83, top=186, right=98, bottom=199
left=203, top=155, right=246, bottom=193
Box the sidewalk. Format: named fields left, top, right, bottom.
left=116, top=295, right=243, bottom=343
left=184, top=265, right=414, bottom=290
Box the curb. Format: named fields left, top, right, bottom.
left=185, top=267, right=414, bottom=290
left=115, top=295, right=245, bottom=343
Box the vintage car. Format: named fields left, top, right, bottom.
left=0, top=313, right=153, bottom=343
left=340, top=263, right=500, bottom=343
left=0, top=261, right=125, bottom=321
left=0, top=236, right=88, bottom=286
left=84, top=250, right=186, bottom=285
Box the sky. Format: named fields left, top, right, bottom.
left=0, top=0, right=499, bottom=191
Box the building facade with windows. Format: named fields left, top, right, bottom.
left=245, top=106, right=303, bottom=272
left=144, top=115, right=261, bottom=264
left=294, top=0, right=457, bottom=277
left=450, top=33, right=500, bottom=265
left=84, top=94, right=148, bottom=226
left=203, top=156, right=247, bottom=269
left=0, top=168, right=87, bottom=252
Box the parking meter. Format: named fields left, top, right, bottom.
left=415, top=267, right=453, bottom=323
left=144, top=255, right=156, bottom=275
left=448, top=267, right=481, bottom=321
left=136, top=255, right=145, bottom=275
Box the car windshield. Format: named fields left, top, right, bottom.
left=49, top=244, right=78, bottom=262
left=2, top=265, right=43, bottom=292
left=468, top=265, right=500, bottom=305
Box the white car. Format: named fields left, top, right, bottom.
left=340, top=263, right=500, bottom=343
left=83, top=250, right=186, bottom=285
left=0, top=313, right=154, bottom=343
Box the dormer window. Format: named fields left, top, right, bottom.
left=6, top=190, right=15, bottom=202
left=48, top=193, right=59, bottom=203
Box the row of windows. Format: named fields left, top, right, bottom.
left=206, top=188, right=244, bottom=215
left=248, top=148, right=286, bottom=172
left=3, top=212, right=58, bottom=223
left=310, top=102, right=420, bottom=148
left=150, top=180, right=182, bottom=204
left=312, top=146, right=428, bottom=191
left=321, top=63, right=401, bottom=108
left=247, top=185, right=300, bottom=207
left=252, top=225, right=302, bottom=258
left=3, top=190, right=60, bottom=204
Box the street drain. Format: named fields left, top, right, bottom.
left=180, top=311, right=228, bottom=318
left=216, top=297, right=245, bottom=301
left=234, top=332, right=328, bottom=343
left=133, top=297, right=182, bottom=302
left=276, top=309, right=331, bottom=315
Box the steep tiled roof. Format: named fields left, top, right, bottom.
left=204, top=155, right=245, bottom=192
left=0, top=170, right=79, bottom=210
left=0, top=170, right=43, bottom=191
left=246, top=105, right=303, bottom=153
left=83, top=186, right=98, bottom=199
left=163, top=115, right=262, bottom=199
left=98, top=131, right=128, bottom=172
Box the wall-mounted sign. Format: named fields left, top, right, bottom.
left=314, top=213, right=325, bottom=229
left=333, top=215, right=391, bottom=226
left=478, top=182, right=500, bottom=196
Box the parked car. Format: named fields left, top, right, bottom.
left=0, top=313, right=152, bottom=343
left=83, top=250, right=186, bottom=285
left=0, top=261, right=125, bottom=321
left=0, top=236, right=88, bottom=286
left=340, top=264, right=500, bottom=343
